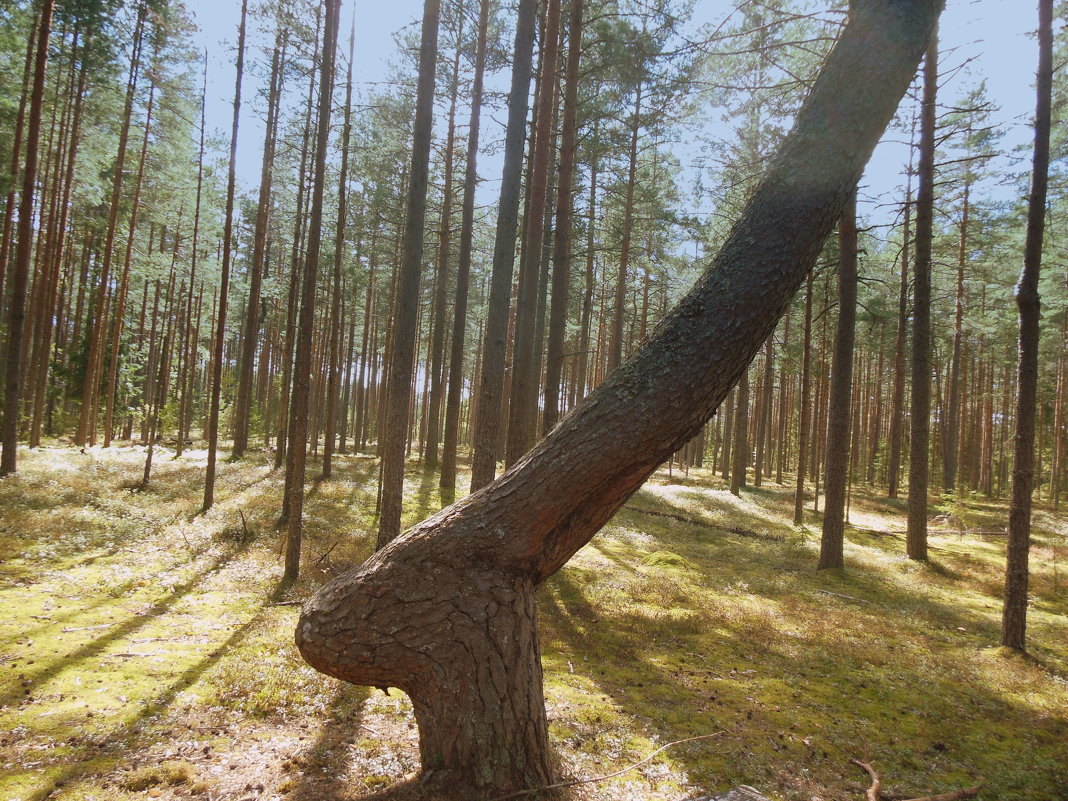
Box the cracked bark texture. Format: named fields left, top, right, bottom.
left=297, top=2, right=943, bottom=796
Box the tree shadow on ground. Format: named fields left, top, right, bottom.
left=11, top=579, right=289, bottom=801
left=536, top=510, right=1067, bottom=800
left=0, top=545, right=245, bottom=709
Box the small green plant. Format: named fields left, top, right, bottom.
left=935, top=489, right=977, bottom=537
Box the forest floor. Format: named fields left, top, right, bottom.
left=0, top=443, right=1066, bottom=801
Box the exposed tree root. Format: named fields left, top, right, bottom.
left=851, top=759, right=983, bottom=801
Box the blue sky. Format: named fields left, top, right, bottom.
left=182, top=0, right=1041, bottom=228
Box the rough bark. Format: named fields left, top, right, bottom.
left=1001, top=0, right=1051, bottom=653
left=297, top=2, right=942, bottom=795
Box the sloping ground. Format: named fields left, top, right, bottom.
left=0, top=445, right=1064, bottom=801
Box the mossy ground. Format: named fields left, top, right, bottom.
left=0, top=444, right=1065, bottom=801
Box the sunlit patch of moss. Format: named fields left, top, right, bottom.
left=120, top=759, right=195, bottom=790
left=1, top=448, right=1065, bottom=800
left=534, top=468, right=1067, bottom=800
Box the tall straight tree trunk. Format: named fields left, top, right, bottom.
left=275, top=12, right=321, bottom=472
left=177, top=59, right=208, bottom=457
left=284, top=0, right=338, bottom=571
left=720, top=387, right=734, bottom=479
left=233, top=23, right=286, bottom=458
left=103, top=79, right=155, bottom=447
left=887, top=171, right=912, bottom=497
left=753, top=333, right=774, bottom=486
left=542, top=0, right=584, bottom=434
left=506, top=0, right=562, bottom=466
left=74, top=2, right=145, bottom=447
left=574, top=137, right=598, bottom=403
left=907, top=29, right=937, bottom=561
left=730, top=368, right=749, bottom=495
left=775, top=308, right=792, bottom=484
left=441, top=0, right=490, bottom=493
left=818, top=189, right=857, bottom=570
left=0, top=17, right=39, bottom=314
left=425, top=20, right=463, bottom=470
left=1002, top=0, right=1052, bottom=653
left=355, top=233, right=378, bottom=453
left=866, top=327, right=885, bottom=485
left=376, top=0, right=440, bottom=547
left=203, top=0, right=248, bottom=511
left=296, top=6, right=943, bottom=795
left=1, top=0, right=53, bottom=475
left=607, top=83, right=642, bottom=374
left=793, top=270, right=815, bottom=524
left=323, top=18, right=355, bottom=480
left=29, top=27, right=88, bottom=449
left=469, top=0, right=537, bottom=491
left=943, top=180, right=968, bottom=492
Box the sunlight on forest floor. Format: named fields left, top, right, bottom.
left=0, top=444, right=1065, bottom=801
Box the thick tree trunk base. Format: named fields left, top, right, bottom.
left=297, top=558, right=553, bottom=799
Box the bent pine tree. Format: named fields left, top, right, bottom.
left=296, top=1, right=944, bottom=796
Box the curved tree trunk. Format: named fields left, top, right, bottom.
left=297, top=2, right=943, bottom=795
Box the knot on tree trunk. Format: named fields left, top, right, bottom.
left=296, top=533, right=554, bottom=796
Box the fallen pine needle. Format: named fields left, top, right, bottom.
left=487, top=731, right=726, bottom=801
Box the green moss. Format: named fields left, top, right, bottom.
left=643, top=549, right=694, bottom=569
left=120, top=760, right=195, bottom=791
left=0, top=450, right=1065, bottom=801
